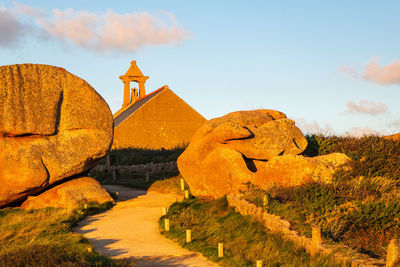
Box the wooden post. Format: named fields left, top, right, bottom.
left=145, top=172, right=150, bottom=182
left=164, top=219, right=170, bottom=231
left=112, top=169, right=117, bottom=182
left=162, top=207, right=167, bottom=216
left=312, top=226, right=322, bottom=253
left=218, top=243, right=223, bottom=257
left=180, top=178, right=185, bottom=191
left=184, top=190, right=189, bottom=199
left=256, top=260, right=263, bottom=267
left=263, top=195, right=268, bottom=207
left=186, top=229, right=191, bottom=243
left=106, top=154, right=111, bottom=171
left=387, top=239, right=400, bottom=267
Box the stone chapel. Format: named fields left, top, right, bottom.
left=112, top=60, right=206, bottom=149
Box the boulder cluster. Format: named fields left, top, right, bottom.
left=178, top=110, right=351, bottom=199
left=0, top=64, right=114, bottom=209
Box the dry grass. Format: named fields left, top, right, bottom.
left=0, top=202, right=132, bottom=266
left=148, top=175, right=186, bottom=195
left=160, top=197, right=339, bottom=267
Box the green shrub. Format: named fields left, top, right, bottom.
left=303, top=134, right=400, bottom=180
left=98, top=145, right=186, bottom=166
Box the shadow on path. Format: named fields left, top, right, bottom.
left=75, top=186, right=218, bottom=267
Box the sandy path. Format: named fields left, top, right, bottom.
left=75, top=185, right=219, bottom=267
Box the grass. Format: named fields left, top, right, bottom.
left=0, top=202, right=133, bottom=266
left=91, top=168, right=179, bottom=189
left=91, top=147, right=181, bottom=189
left=160, top=197, right=340, bottom=267
left=240, top=134, right=400, bottom=260
left=148, top=175, right=186, bottom=196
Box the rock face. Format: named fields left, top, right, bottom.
left=384, top=133, right=400, bottom=141
left=177, top=110, right=351, bottom=199
left=20, top=177, right=114, bottom=210
left=0, top=64, right=113, bottom=207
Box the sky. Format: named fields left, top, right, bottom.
left=1, top=0, right=400, bottom=136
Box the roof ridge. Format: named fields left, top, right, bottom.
left=113, top=86, right=168, bottom=127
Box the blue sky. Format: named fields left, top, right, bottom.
left=1, top=0, right=400, bottom=136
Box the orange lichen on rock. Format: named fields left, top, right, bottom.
left=0, top=64, right=113, bottom=207
left=177, top=110, right=351, bottom=199
left=384, top=133, right=400, bottom=141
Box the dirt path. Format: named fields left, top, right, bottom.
left=75, top=185, right=219, bottom=267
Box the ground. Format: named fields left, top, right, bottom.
left=74, top=185, right=218, bottom=266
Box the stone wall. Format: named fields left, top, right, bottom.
left=227, top=194, right=385, bottom=267
left=91, top=161, right=177, bottom=175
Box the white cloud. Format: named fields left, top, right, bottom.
left=12, top=2, right=45, bottom=17
left=340, top=59, right=400, bottom=86
left=344, top=127, right=388, bottom=137
left=0, top=8, right=30, bottom=47
left=345, top=100, right=388, bottom=115
left=1, top=2, right=190, bottom=53
left=291, top=117, right=334, bottom=135
left=388, top=118, right=400, bottom=129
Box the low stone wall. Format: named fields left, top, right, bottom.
left=227, top=194, right=385, bottom=267
left=91, top=161, right=177, bottom=175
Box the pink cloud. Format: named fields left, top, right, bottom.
left=363, top=60, right=400, bottom=85
left=291, top=117, right=334, bottom=135
left=0, top=8, right=30, bottom=47
left=345, top=100, right=388, bottom=115
left=340, top=59, right=400, bottom=86
left=345, top=127, right=388, bottom=137
left=2, top=3, right=190, bottom=53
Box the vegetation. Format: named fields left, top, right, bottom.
left=148, top=175, right=186, bottom=196
left=92, top=146, right=183, bottom=189
left=303, top=134, right=400, bottom=179
left=97, top=146, right=186, bottom=166
left=92, top=168, right=179, bottom=189
left=160, top=197, right=339, bottom=267
left=242, top=134, right=400, bottom=260
left=0, top=202, right=133, bottom=267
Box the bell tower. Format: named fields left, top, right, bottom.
left=119, top=60, right=149, bottom=108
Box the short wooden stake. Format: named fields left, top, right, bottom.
left=263, top=195, right=268, bottom=207
left=218, top=243, right=223, bottom=257
left=312, top=226, right=322, bottom=250
left=256, top=260, right=263, bottom=267
left=112, top=169, right=117, bottom=182
left=145, top=172, right=150, bottom=182
left=184, top=190, right=189, bottom=199
left=162, top=207, right=167, bottom=216
left=186, top=229, right=191, bottom=243
left=180, top=178, right=185, bottom=191
left=387, top=239, right=400, bottom=267
left=164, top=219, right=170, bottom=231
left=106, top=154, right=111, bottom=171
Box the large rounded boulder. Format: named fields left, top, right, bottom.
left=177, top=110, right=351, bottom=198
left=0, top=64, right=113, bottom=207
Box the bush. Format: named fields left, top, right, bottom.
left=98, top=146, right=186, bottom=166
left=303, top=134, right=400, bottom=179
